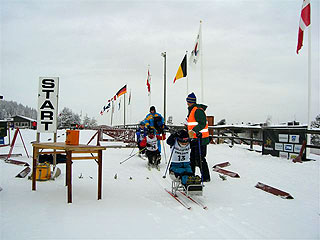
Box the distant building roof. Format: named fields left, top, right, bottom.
left=12, top=115, right=36, bottom=122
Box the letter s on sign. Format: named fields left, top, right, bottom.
left=42, top=79, right=55, bottom=88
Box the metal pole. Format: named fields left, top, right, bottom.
left=200, top=20, right=204, bottom=103
left=306, top=24, right=312, bottom=157
left=124, top=93, right=126, bottom=126
left=161, top=52, right=167, bottom=124
left=111, top=101, right=114, bottom=126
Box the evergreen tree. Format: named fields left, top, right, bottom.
left=311, top=114, right=320, bottom=146
left=0, top=100, right=37, bottom=119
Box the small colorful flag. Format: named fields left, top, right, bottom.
left=128, top=90, right=131, bottom=105
left=174, top=54, right=187, bottom=83
left=297, top=0, right=311, bottom=54
left=146, top=70, right=151, bottom=95
left=116, top=85, right=127, bottom=97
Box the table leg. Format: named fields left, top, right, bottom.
left=98, top=150, right=102, bottom=200
left=66, top=150, right=72, bottom=203
left=32, top=147, right=38, bottom=191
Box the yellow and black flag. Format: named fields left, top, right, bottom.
left=173, top=54, right=187, bottom=83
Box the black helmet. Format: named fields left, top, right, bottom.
left=176, top=130, right=189, bottom=143
left=150, top=106, right=156, bottom=112
left=148, top=128, right=155, bottom=135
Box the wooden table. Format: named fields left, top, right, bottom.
left=32, top=142, right=107, bottom=203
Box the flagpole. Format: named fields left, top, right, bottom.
left=200, top=20, right=204, bottom=102
left=307, top=22, right=312, bottom=157
left=148, top=65, right=151, bottom=107
left=111, top=101, right=114, bottom=126
left=124, top=92, right=126, bottom=126
left=161, top=52, right=167, bottom=124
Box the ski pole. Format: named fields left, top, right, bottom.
left=161, top=137, right=167, bottom=164
left=198, top=137, right=203, bottom=184
left=129, top=147, right=135, bottom=156
left=162, top=141, right=176, bottom=178
left=120, top=147, right=146, bottom=164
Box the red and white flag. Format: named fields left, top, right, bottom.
left=189, top=23, right=202, bottom=66
left=146, top=69, right=151, bottom=95
left=296, top=0, right=311, bottom=54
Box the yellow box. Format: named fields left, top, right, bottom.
left=36, top=162, right=51, bottom=181
left=66, top=130, right=79, bottom=145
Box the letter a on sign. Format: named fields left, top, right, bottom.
left=37, top=77, right=59, bottom=133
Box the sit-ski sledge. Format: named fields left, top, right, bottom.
left=169, top=172, right=203, bottom=196
left=165, top=172, right=207, bottom=210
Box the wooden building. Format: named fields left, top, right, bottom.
left=12, top=115, right=37, bottom=129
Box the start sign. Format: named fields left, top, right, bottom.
left=37, top=77, right=59, bottom=133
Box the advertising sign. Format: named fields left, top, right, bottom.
left=37, top=77, right=59, bottom=133
left=262, top=127, right=307, bottom=161
left=278, top=134, right=288, bottom=143
left=284, top=144, right=293, bottom=152
left=289, top=135, right=300, bottom=143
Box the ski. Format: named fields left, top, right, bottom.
left=165, top=188, right=191, bottom=210
left=178, top=190, right=208, bottom=210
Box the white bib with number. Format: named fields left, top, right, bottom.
left=171, top=141, right=190, bottom=163
left=146, top=136, right=158, bottom=151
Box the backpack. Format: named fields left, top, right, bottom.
left=153, top=116, right=163, bottom=133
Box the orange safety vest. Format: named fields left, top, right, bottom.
left=187, top=106, right=209, bottom=139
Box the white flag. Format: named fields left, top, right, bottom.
left=189, top=23, right=202, bottom=66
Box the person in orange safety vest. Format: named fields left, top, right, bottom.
left=186, top=92, right=211, bottom=182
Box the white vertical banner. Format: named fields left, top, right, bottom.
left=37, top=77, right=59, bottom=133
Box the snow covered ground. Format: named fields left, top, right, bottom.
left=1, top=129, right=319, bottom=240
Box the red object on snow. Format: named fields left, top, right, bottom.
left=255, top=182, right=294, bottom=199
left=213, top=162, right=230, bottom=169
left=212, top=167, right=240, bottom=178
left=293, top=140, right=306, bottom=163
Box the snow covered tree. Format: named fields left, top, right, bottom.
left=82, top=115, right=91, bottom=128
left=265, top=115, right=272, bottom=126
left=217, top=119, right=226, bottom=125
left=58, top=107, right=81, bottom=129
left=311, top=114, right=320, bottom=146
left=82, top=115, right=97, bottom=128
left=58, top=109, right=96, bottom=129
left=0, top=100, right=37, bottom=119
left=89, top=118, right=98, bottom=128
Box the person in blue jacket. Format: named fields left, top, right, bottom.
left=144, top=106, right=164, bottom=132
left=136, top=121, right=147, bottom=155
left=144, top=106, right=165, bottom=152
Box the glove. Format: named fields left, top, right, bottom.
left=161, top=133, right=166, bottom=140
left=147, top=143, right=152, bottom=147
left=196, top=132, right=202, bottom=138
left=188, top=130, right=195, bottom=138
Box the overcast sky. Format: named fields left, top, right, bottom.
left=1, top=0, right=319, bottom=126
